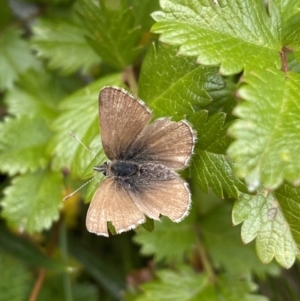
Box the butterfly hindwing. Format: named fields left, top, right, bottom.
left=86, top=177, right=146, bottom=236
left=129, top=171, right=191, bottom=222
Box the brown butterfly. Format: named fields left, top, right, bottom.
left=86, top=87, right=196, bottom=236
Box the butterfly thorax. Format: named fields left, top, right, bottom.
left=110, top=161, right=139, bottom=177
left=94, top=161, right=176, bottom=181
left=94, top=161, right=138, bottom=177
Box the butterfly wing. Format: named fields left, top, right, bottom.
left=99, top=87, right=152, bottom=160
left=126, top=118, right=196, bottom=170
left=86, top=177, right=145, bottom=236
left=128, top=171, right=191, bottom=222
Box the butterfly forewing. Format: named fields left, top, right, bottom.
left=86, top=177, right=146, bottom=236
left=126, top=118, right=196, bottom=169
left=99, top=87, right=152, bottom=160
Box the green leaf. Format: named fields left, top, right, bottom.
left=31, top=18, right=101, bottom=74
left=151, top=0, right=282, bottom=75
left=275, top=0, right=300, bottom=47
left=0, top=28, right=39, bottom=90
left=275, top=183, right=300, bottom=253
left=139, top=43, right=224, bottom=119
left=76, top=0, right=142, bottom=69
left=50, top=73, right=122, bottom=177
left=141, top=216, right=155, bottom=232
left=0, top=251, right=32, bottom=301
left=200, top=204, right=280, bottom=277
left=0, top=116, right=53, bottom=175
left=131, top=0, right=160, bottom=30
left=232, top=191, right=300, bottom=268
left=0, top=223, right=65, bottom=270
left=228, top=69, right=300, bottom=190
left=216, top=274, right=268, bottom=301
left=136, top=266, right=211, bottom=301
left=1, top=169, right=63, bottom=233
left=190, top=111, right=246, bottom=198
left=133, top=216, right=196, bottom=263
left=136, top=266, right=267, bottom=301
left=5, top=69, right=67, bottom=120
left=203, top=76, right=238, bottom=121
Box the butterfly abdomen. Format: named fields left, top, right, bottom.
left=138, top=163, right=176, bottom=181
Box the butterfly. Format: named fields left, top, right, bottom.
left=86, top=87, right=196, bottom=236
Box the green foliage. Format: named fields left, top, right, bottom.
left=228, top=69, right=300, bottom=190
left=4, top=69, right=67, bottom=119
left=190, top=110, right=246, bottom=198
left=37, top=278, right=99, bottom=301
left=133, top=216, right=196, bottom=263
left=200, top=203, right=280, bottom=277
left=233, top=187, right=300, bottom=268
left=76, top=0, right=143, bottom=69
left=135, top=266, right=268, bottom=301
left=0, top=251, right=32, bottom=301
left=31, top=18, right=101, bottom=74
left=0, top=223, right=65, bottom=270
left=1, top=0, right=300, bottom=300
left=139, top=43, right=224, bottom=118
left=50, top=75, right=121, bottom=175
left=0, top=29, right=39, bottom=90
left=151, top=0, right=282, bottom=74
left=0, top=116, right=52, bottom=175
left=2, top=170, right=63, bottom=233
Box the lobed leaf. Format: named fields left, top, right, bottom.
left=139, top=43, right=224, bottom=119
left=0, top=116, right=53, bottom=176
left=200, top=204, right=279, bottom=277
left=77, top=0, right=142, bottom=69
left=216, top=274, right=268, bottom=301
left=133, top=216, right=196, bottom=263
left=228, top=69, right=300, bottom=190
left=1, top=170, right=63, bottom=233
left=31, top=18, right=101, bottom=74
left=5, top=69, right=67, bottom=120
left=0, top=28, right=39, bottom=90
left=232, top=190, right=300, bottom=268
left=136, top=266, right=267, bottom=301
left=275, top=183, right=300, bottom=254
left=191, top=110, right=246, bottom=198
left=136, top=266, right=211, bottom=301
left=151, top=0, right=282, bottom=75
left=275, top=0, right=300, bottom=47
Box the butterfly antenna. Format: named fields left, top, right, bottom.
left=63, top=177, right=95, bottom=201
left=69, top=131, right=98, bottom=160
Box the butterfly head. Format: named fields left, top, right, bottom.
left=94, top=162, right=109, bottom=176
